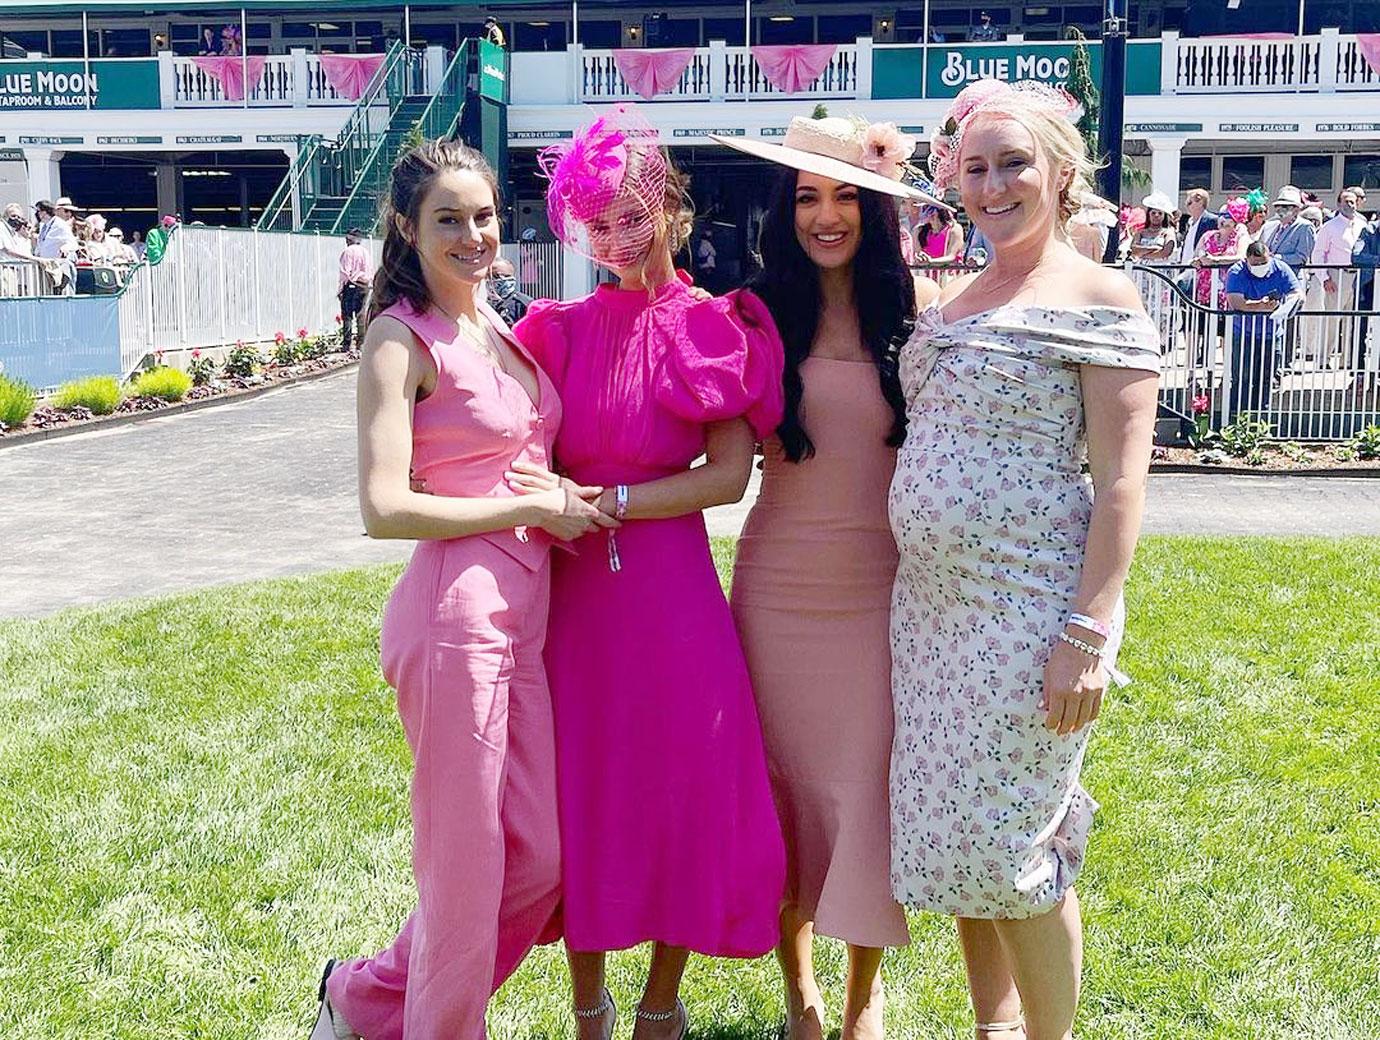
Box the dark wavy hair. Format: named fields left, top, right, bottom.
left=369, top=139, right=502, bottom=321
left=746, top=168, right=914, bottom=462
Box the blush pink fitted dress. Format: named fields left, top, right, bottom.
left=731, top=356, right=910, bottom=949
left=514, top=277, right=787, bottom=957
left=327, top=299, right=563, bottom=1040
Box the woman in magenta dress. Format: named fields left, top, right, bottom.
left=509, top=107, right=787, bottom=1040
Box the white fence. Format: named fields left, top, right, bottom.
left=577, top=42, right=858, bottom=103
left=168, top=51, right=374, bottom=107
left=1167, top=30, right=1380, bottom=93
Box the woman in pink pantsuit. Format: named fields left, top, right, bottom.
left=309, top=140, right=615, bottom=1040
left=507, top=107, right=787, bottom=1040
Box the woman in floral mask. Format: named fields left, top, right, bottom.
left=509, top=105, right=787, bottom=1040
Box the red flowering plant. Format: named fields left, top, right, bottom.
left=1188, top=392, right=1215, bottom=448
left=187, top=347, right=216, bottom=387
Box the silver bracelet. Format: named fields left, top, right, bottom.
left=1058, top=631, right=1104, bottom=658
left=614, top=483, right=629, bottom=520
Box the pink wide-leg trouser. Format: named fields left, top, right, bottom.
left=328, top=539, right=561, bottom=1040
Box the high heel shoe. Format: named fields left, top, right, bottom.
left=635, top=998, right=688, bottom=1039
left=574, top=988, right=618, bottom=1040
left=308, top=959, right=359, bottom=1040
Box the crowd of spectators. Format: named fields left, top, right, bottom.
left=0, top=197, right=166, bottom=296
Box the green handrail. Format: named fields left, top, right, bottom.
left=330, top=41, right=471, bottom=235
left=255, top=41, right=423, bottom=231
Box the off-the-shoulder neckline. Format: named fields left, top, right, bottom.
left=925, top=300, right=1154, bottom=328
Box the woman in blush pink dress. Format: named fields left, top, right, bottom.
left=715, top=118, right=945, bottom=1040
left=508, top=107, right=787, bottom=1040
left=309, top=141, right=614, bottom=1040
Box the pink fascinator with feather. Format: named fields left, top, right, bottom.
left=537, top=104, right=668, bottom=268
left=928, top=79, right=1083, bottom=191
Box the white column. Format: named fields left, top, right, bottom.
left=855, top=35, right=873, bottom=100
left=291, top=47, right=309, bottom=107
left=568, top=43, right=584, bottom=103
left=1147, top=136, right=1186, bottom=203
left=23, top=148, right=63, bottom=203
left=562, top=248, right=593, bottom=299
left=708, top=39, right=727, bottom=102
left=157, top=50, right=177, bottom=107
left=1319, top=27, right=1339, bottom=93
left=425, top=45, right=446, bottom=91
left=1160, top=31, right=1179, bottom=96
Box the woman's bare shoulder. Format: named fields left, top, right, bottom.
left=1059, top=253, right=1146, bottom=312
left=936, top=270, right=983, bottom=309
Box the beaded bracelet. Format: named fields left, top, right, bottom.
left=1058, top=631, right=1105, bottom=658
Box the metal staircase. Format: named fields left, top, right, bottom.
left=257, top=41, right=476, bottom=237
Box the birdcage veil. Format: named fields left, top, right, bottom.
left=537, top=104, right=669, bottom=268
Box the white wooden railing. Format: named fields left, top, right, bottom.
left=1168, top=29, right=1379, bottom=93
left=168, top=51, right=371, bottom=107
left=577, top=42, right=858, bottom=103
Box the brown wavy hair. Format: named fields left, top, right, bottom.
left=369, top=139, right=503, bottom=321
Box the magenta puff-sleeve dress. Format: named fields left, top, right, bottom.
left=514, top=276, right=788, bottom=957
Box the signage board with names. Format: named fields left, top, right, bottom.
left=509, top=130, right=572, bottom=141
left=1219, top=122, right=1299, bottom=133
left=177, top=135, right=243, bottom=144
left=1126, top=122, right=1203, bottom=133
left=0, top=59, right=158, bottom=110
left=0, top=148, right=23, bottom=161
left=760, top=127, right=788, bottom=137
left=256, top=134, right=305, bottom=143
left=1316, top=122, right=1380, bottom=133
left=97, top=135, right=161, bottom=145
left=20, top=135, right=83, bottom=145
left=674, top=128, right=744, bottom=138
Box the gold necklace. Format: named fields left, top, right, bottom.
left=443, top=307, right=507, bottom=373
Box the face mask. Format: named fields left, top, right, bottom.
left=6, top=215, right=23, bottom=230
left=1248, top=262, right=1272, bottom=278
left=493, top=276, right=517, bottom=296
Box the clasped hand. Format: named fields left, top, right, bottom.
left=505, top=459, right=619, bottom=542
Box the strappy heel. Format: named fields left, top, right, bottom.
left=574, top=987, right=618, bottom=1040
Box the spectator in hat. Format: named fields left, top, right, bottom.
left=337, top=227, right=373, bottom=350
left=969, top=10, right=1001, bottom=41
left=32, top=199, right=77, bottom=295
left=1264, top=185, right=1315, bottom=274
left=1129, top=191, right=1178, bottom=261
left=482, top=16, right=507, bottom=48
left=106, top=227, right=137, bottom=266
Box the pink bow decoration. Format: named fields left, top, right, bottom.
left=192, top=55, right=266, bottom=101
left=750, top=44, right=838, bottom=94
left=319, top=53, right=386, bottom=100
left=613, top=48, right=696, bottom=99
left=1357, top=34, right=1380, bottom=75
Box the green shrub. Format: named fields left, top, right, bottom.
left=51, top=375, right=122, bottom=415
left=224, top=342, right=262, bottom=379
left=1219, top=413, right=1272, bottom=458
left=1353, top=424, right=1380, bottom=461
left=129, top=366, right=192, bottom=402
left=0, top=373, right=37, bottom=427
left=273, top=340, right=300, bottom=366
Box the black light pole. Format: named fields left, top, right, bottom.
left=1097, top=0, right=1127, bottom=262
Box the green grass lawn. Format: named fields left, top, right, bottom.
left=1, top=537, right=1377, bottom=1039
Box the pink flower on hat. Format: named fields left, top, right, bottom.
left=859, top=122, right=916, bottom=181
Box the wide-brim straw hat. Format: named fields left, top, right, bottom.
left=1273, top=185, right=1304, bottom=208
left=711, top=118, right=950, bottom=208
left=1141, top=191, right=1175, bottom=215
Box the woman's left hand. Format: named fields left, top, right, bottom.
left=1041, top=637, right=1107, bottom=736
left=506, top=460, right=602, bottom=503
left=686, top=285, right=714, bottom=302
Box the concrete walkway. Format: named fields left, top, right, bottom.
left=3, top=368, right=1378, bottom=618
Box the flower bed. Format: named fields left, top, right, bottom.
left=0, top=333, right=358, bottom=442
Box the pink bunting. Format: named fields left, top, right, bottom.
left=750, top=44, right=838, bottom=94
left=612, top=48, right=696, bottom=99
left=319, top=53, right=387, bottom=100
left=1357, top=34, right=1380, bottom=75
left=191, top=55, right=266, bottom=101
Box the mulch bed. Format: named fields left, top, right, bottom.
left=0, top=350, right=360, bottom=445
left=1151, top=444, right=1380, bottom=474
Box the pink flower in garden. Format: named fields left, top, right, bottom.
left=192, top=349, right=201, bottom=358
left=297, top=327, right=309, bottom=339
left=1192, top=394, right=1210, bottom=416
left=860, top=122, right=915, bottom=181
left=334, top=313, right=342, bottom=324
left=274, top=331, right=286, bottom=344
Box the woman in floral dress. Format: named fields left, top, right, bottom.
left=1192, top=198, right=1249, bottom=308
left=888, top=80, right=1161, bottom=1040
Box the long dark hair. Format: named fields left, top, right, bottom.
left=746, top=168, right=914, bottom=462
left=369, top=139, right=502, bottom=321
left=915, top=204, right=954, bottom=253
